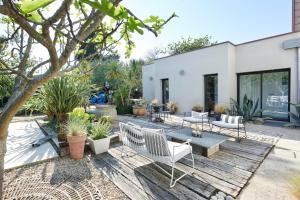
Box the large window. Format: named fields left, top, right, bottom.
left=238, top=69, right=290, bottom=121
left=204, top=74, right=218, bottom=113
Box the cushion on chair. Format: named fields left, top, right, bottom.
left=183, top=117, right=203, bottom=123
left=143, top=128, right=171, bottom=156
left=167, top=141, right=191, bottom=162
left=123, top=123, right=144, bottom=146
left=221, top=114, right=242, bottom=124
left=191, top=111, right=209, bottom=119
left=212, top=120, right=244, bottom=129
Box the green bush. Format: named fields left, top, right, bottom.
left=285, top=103, right=300, bottom=128
left=40, top=76, right=90, bottom=123
left=68, top=107, right=90, bottom=124
left=100, top=115, right=113, bottom=124
left=23, top=96, right=43, bottom=116
left=89, top=122, right=111, bottom=140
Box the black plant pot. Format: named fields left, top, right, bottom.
left=215, top=113, right=221, bottom=121
left=153, top=106, right=160, bottom=113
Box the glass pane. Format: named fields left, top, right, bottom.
left=205, top=75, right=218, bottom=113
left=262, top=71, right=289, bottom=120
left=162, top=79, right=169, bottom=104
left=239, top=74, right=261, bottom=114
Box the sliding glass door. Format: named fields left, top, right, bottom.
left=238, top=69, right=290, bottom=121
left=262, top=71, right=289, bottom=120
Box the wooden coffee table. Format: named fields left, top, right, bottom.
left=166, top=128, right=229, bottom=157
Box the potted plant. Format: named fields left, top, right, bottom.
left=167, top=101, right=178, bottom=114
left=87, top=122, right=112, bottom=155
left=214, top=104, right=226, bottom=121
left=132, top=99, right=146, bottom=116
left=192, top=104, right=203, bottom=113
left=66, top=118, right=87, bottom=160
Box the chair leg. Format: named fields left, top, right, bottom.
left=244, top=126, right=247, bottom=139
left=121, top=144, right=127, bottom=157
left=170, top=163, right=175, bottom=188
left=182, top=120, right=185, bottom=127
left=201, top=121, right=204, bottom=131
left=237, top=128, right=240, bottom=142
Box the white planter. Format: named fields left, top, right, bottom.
left=87, top=137, right=110, bottom=155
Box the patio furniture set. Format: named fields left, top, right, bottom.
left=146, top=104, right=171, bottom=122
left=119, top=111, right=247, bottom=187
left=182, top=111, right=247, bottom=141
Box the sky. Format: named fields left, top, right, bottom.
left=0, top=0, right=293, bottom=62
left=120, top=0, right=292, bottom=60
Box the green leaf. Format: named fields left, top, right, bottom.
left=20, top=0, right=56, bottom=14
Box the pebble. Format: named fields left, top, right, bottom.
left=218, top=191, right=226, bottom=197
left=225, top=196, right=234, bottom=200
left=210, top=196, right=218, bottom=200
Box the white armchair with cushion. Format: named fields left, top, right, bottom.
left=182, top=111, right=210, bottom=131
left=119, top=122, right=194, bottom=187
left=211, top=114, right=247, bottom=141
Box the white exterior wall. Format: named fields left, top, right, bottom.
left=142, top=63, right=155, bottom=101
left=142, top=32, right=300, bottom=115
left=143, top=43, right=236, bottom=113
left=236, top=32, right=300, bottom=107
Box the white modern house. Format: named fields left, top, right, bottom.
left=142, top=0, right=300, bottom=121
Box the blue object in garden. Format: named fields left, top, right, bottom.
left=98, top=92, right=106, bottom=104
left=91, top=96, right=98, bottom=104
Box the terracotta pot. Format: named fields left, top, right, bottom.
left=67, top=134, right=86, bottom=160
left=132, top=106, right=146, bottom=116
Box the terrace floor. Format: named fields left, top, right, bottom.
left=93, top=116, right=275, bottom=200
left=3, top=115, right=300, bottom=200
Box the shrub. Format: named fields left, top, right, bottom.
left=23, top=95, right=43, bottom=116
left=68, top=107, right=90, bottom=124
left=89, top=122, right=111, bottom=140
left=167, top=101, right=178, bottom=114
left=192, top=104, right=203, bottom=112
left=100, top=115, right=113, bottom=124
left=40, top=76, right=90, bottom=123
left=285, top=103, right=300, bottom=128
left=230, top=94, right=260, bottom=121
left=66, top=118, right=87, bottom=136
left=214, top=104, right=226, bottom=114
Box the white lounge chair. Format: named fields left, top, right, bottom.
left=182, top=111, right=210, bottom=131
left=211, top=114, right=247, bottom=141
left=119, top=122, right=195, bottom=187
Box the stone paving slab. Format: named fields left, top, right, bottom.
left=5, top=120, right=58, bottom=170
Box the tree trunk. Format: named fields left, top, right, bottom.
left=0, top=134, right=7, bottom=200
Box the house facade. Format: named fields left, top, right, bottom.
left=142, top=1, right=300, bottom=121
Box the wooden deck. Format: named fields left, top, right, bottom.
left=93, top=138, right=273, bottom=200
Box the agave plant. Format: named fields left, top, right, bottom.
left=40, top=76, right=91, bottom=123
left=230, top=94, right=260, bottom=121
left=285, top=103, right=300, bottom=127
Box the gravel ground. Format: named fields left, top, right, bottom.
left=3, top=155, right=129, bottom=199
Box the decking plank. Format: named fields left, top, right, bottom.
left=95, top=153, right=178, bottom=200
left=109, top=146, right=215, bottom=199
left=211, top=151, right=260, bottom=172
left=94, top=154, right=153, bottom=200
left=97, top=124, right=274, bottom=199
left=221, top=140, right=271, bottom=157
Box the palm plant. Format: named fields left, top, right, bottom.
left=230, top=94, right=260, bottom=121
left=285, top=103, right=300, bottom=127
left=40, top=76, right=90, bottom=123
